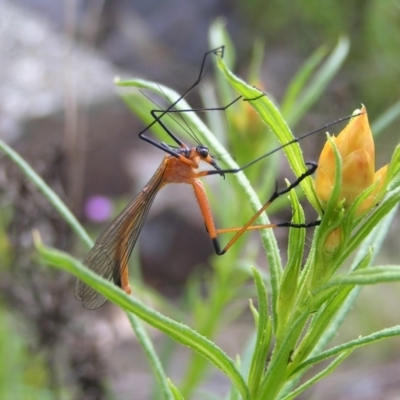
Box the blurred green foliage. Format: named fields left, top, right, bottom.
left=233, top=0, right=400, bottom=119
left=0, top=307, right=53, bottom=400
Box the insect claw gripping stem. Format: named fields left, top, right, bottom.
left=266, top=161, right=317, bottom=203
left=277, top=219, right=321, bottom=229
left=243, top=90, right=266, bottom=102
left=270, top=161, right=321, bottom=229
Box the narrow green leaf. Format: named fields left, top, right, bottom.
left=127, top=313, right=174, bottom=400
left=35, top=240, right=250, bottom=400
left=119, top=91, right=190, bottom=141
left=248, top=268, right=271, bottom=397
left=248, top=39, right=265, bottom=85
left=308, top=205, right=399, bottom=366
left=293, top=325, right=400, bottom=374
left=371, top=99, right=400, bottom=135
left=311, top=250, right=372, bottom=307
left=0, top=139, right=93, bottom=249
left=209, top=18, right=236, bottom=70
left=249, top=299, right=259, bottom=328
left=209, top=19, right=237, bottom=109
left=276, top=183, right=305, bottom=336
left=326, top=266, right=400, bottom=287
left=257, top=310, right=311, bottom=399
left=228, top=381, right=241, bottom=400
left=343, top=189, right=400, bottom=260
left=281, top=350, right=352, bottom=400
left=217, top=56, right=319, bottom=212
left=281, top=45, right=328, bottom=118
left=287, top=282, right=354, bottom=378
left=285, top=37, right=350, bottom=125
left=168, top=380, right=185, bottom=400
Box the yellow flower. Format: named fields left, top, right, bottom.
left=314, top=106, right=388, bottom=217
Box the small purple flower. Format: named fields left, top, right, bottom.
left=84, top=195, right=114, bottom=223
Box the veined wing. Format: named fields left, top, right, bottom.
left=76, top=160, right=167, bottom=309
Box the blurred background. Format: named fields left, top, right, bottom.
left=1, top=0, right=400, bottom=399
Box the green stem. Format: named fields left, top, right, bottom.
left=0, top=139, right=93, bottom=249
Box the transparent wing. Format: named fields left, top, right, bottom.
left=76, top=161, right=167, bottom=309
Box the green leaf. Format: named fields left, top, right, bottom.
left=0, top=139, right=92, bottom=249
left=343, top=188, right=400, bottom=260
left=127, top=313, right=174, bottom=400
left=249, top=299, right=259, bottom=328
left=209, top=18, right=236, bottom=70
left=287, top=282, right=354, bottom=378
left=208, top=19, right=237, bottom=111
left=281, top=45, right=328, bottom=118
left=281, top=350, right=352, bottom=400
left=35, top=240, right=250, bottom=400
left=247, top=268, right=271, bottom=397
left=118, top=90, right=190, bottom=141
left=311, top=251, right=371, bottom=308
left=217, top=56, right=320, bottom=212
left=306, top=204, right=399, bottom=368
left=248, top=39, right=265, bottom=85
left=386, top=145, right=400, bottom=188
left=284, top=37, right=350, bottom=125
left=168, top=380, right=185, bottom=400
left=287, top=251, right=370, bottom=378
left=228, top=380, right=241, bottom=400
left=293, top=325, right=400, bottom=375
left=371, top=99, right=400, bottom=135
left=327, top=266, right=400, bottom=287
left=276, top=184, right=305, bottom=335
left=256, top=309, right=311, bottom=399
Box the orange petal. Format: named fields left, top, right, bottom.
left=356, top=164, right=388, bottom=216
left=341, top=149, right=374, bottom=204
left=336, top=106, right=374, bottom=164
left=315, top=137, right=338, bottom=200
left=314, top=168, right=334, bottom=203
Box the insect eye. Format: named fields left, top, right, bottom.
left=197, top=145, right=209, bottom=159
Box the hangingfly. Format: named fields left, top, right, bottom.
left=76, top=46, right=353, bottom=309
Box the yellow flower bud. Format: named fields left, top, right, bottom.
left=323, top=227, right=342, bottom=254
left=314, top=106, right=387, bottom=216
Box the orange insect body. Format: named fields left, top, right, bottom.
left=76, top=145, right=220, bottom=309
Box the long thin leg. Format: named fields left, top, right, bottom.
left=138, top=47, right=225, bottom=154
left=191, top=179, right=223, bottom=254
left=148, top=94, right=243, bottom=151
left=202, top=112, right=363, bottom=176
left=194, top=162, right=319, bottom=255
left=152, top=95, right=243, bottom=117
left=148, top=92, right=264, bottom=151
